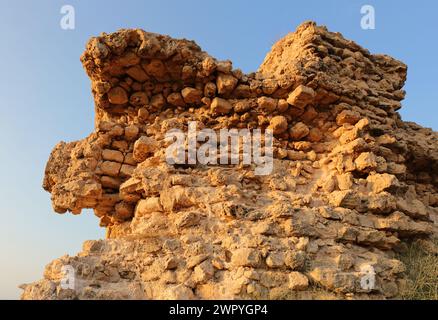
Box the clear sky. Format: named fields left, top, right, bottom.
left=0, top=0, right=437, bottom=299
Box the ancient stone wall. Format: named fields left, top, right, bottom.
left=22, top=21, right=438, bottom=300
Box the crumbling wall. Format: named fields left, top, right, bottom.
left=23, top=21, right=438, bottom=300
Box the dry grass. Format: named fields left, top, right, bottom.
left=398, top=240, right=438, bottom=300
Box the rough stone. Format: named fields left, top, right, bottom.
left=288, top=272, right=309, bottom=290
left=108, top=87, right=128, bottom=104
left=258, top=97, right=277, bottom=112
left=217, top=73, right=238, bottom=95
left=287, top=85, right=315, bottom=109
left=23, top=21, right=438, bottom=301
left=211, top=97, right=233, bottom=115
left=336, top=110, right=361, bottom=125
left=102, top=149, right=124, bottom=163
left=167, top=92, right=186, bottom=107
left=181, top=87, right=203, bottom=104
left=268, top=116, right=288, bottom=135
left=129, top=92, right=149, bottom=107
left=289, top=122, right=310, bottom=140
left=231, top=248, right=262, bottom=268
left=133, top=136, right=157, bottom=162
left=126, top=66, right=148, bottom=82
left=100, top=161, right=121, bottom=177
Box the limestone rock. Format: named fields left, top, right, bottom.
left=181, top=87, right=203, bottom=104
left=231, top=248, right=262, bottom=268
left=355, top=152, right=378, bottom=172
left=102, top=149, right=124, bottom=163
left=130, top=92, right=149, bottom=107
left=133, top=136, right=157, bottom=162
left=269, top=116, right=288, bottom=135
left=258, top=97, right=277, bottom=112
left=100, top=161, right=121, bottom=177
left=167, top=92, right=185, bottom=107
left=126, top=66, right=148, bottom=82
left=288, top=272, right=309, bottom=291
left=211, top=97, right=233, bottom=115
left=217, top=73, right=238, bottom=95
left=336, top=110, right=361, bottom=126
left=287, top=85, right=315, bottom=109
left=289, top=122, right=310, bottom=140
left=24, top=21, right=438, bottom=301
left=108, top=87, right=128, bottom=104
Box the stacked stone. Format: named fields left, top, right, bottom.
left=30, top=21, right=438, bottom=300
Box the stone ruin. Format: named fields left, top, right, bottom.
left=21, top=21, right=438, bottom=299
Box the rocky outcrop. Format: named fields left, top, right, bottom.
left=21, top=21, right=438, bottom=300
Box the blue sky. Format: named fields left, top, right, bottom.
left=0, top=0, right=437, bottom=299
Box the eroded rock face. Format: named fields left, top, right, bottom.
left=21, top=21, right=438, bottom=300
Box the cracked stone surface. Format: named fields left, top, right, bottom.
left=21, top=21, right=438, bottom=300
